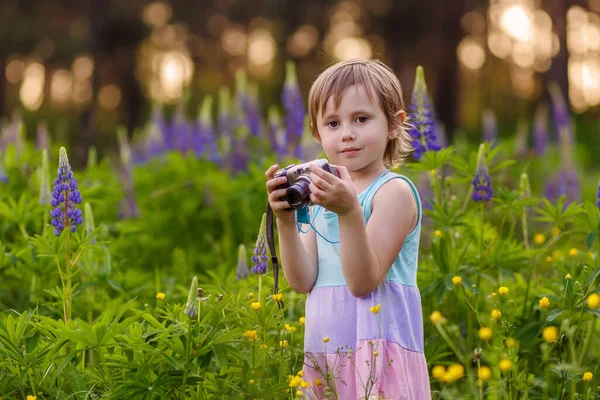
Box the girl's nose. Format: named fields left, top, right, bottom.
left=341, top=127, right=356, bottom=141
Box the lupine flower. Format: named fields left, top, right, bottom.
left=0, top=165, right=7, bottom=184
left=236, top=244, right=249, bottom=280
left=50, top=147, right=83, bottom=236
left=549, top=82, right=574, bottom=144
left=472, top=144, right=493, bottom=202
left=545, top=169, right=580, bottom=206
left=39, top=149, right=52, bottom=205
left=235, top=70, right=262, bottom=137
left=232, top=125, right=249, bottom=174
left=596, top=178, right=600, bottom=208
left=268, top=106, right=287, bottom=158
left=197, top=96, right=221, bottom=164
left=184, top=276, right=199, bottom=318
left=171, top=103, right=193, bottom=153
left=533, top=103, right=549, bottom=155
left=482, top=109, right=497, bottom=146
left=35, top=121, right=51, bottom=150
left=282, top=61, right=306, bottom=159
left=408, top=66, right=440, bottom=160
left=514, top=118, right=528, bottom=158
left=251, top=213, right=269, bottom=274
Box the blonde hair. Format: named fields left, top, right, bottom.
left=308, top=58, right=413, bottom=167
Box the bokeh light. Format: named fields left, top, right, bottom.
left=20, top=62, right=45, bottom=111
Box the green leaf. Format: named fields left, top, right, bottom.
left=547, top=309, right=563, bottom=322
left=586, top=232, right=597, bottom=249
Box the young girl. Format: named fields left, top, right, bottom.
left=265, top=59, right=431, bottom=399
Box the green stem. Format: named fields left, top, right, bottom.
left=65, top=233, right=71, bottom=322
left=30, top=274, right=36, bottom=303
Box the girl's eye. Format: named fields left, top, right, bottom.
left=326, top=121, right=339, bottom=128
left=356, top=116, right=369, bottom=123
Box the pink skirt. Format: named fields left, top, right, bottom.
left=301, top=339, right=431, bottom=399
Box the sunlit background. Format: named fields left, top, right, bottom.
left=0, top=0, right=598, bottom=162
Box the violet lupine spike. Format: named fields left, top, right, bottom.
left=198, top=96, right=221, bottom=164
left=408, top=66, right=440, bottom=160
left=235, top=70, right=262, bottom=137
left=172, top=103, right=193, bottom=154
left=533, top=103, right=549, bottom=156
left=472, top=144, right=493, bottom=202
left=50, top=147, right=83, bottom=236
left=35, top=122, right=51, bottom=151
left=151, top=103, right=173, bottom=152
left=184, top=276, right=199, bottom=318
left=268, top=106, right=287, bottom=158
left=236, top=244, right=250, bottom=280
left=282, top=61, right=306, bottom=160
left=549, top=82, right=574, bottom=144
left=0, top=166, right=7, bottom=184
left=231, top=125, right=249, bottom=174
left=596, top=178, right=600, bottom=208
left=482, top=109, right=498, bottom=146
left=251, top=213, right=269, bottom=275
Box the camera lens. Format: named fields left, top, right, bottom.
left=285, top=176, right=311, bottom=209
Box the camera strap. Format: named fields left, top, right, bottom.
left=266, top=202, right=284, bottom=308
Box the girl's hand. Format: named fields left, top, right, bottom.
left=308, top=164, right=359, bottom=216
left=265, top=164, right=296, bottom=224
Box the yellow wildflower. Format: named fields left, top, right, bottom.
left=452, top=276, right=462, bottom=285
left=373, top=351, right=379, bottom=357
left=272, top=293, right=284, bottom=302
left=260, top=343, right=268, bottom=349
left=569, top=248, right=578, bottom=257
left=565, top=274, right=572, bottom=280
left=478, top=366, right=492, bottom=381
left=248, top=292, right=254, bottom=298
left=542, top=326, right=559, bottom=343
left=296, top=390, right=303, bottom=397
left=432, top=365, right=446, bottom=380
left=552, top=227, right=561, bottom=237
left=27, top=396, right=37, bottom=400
left=478, top=327, right=493, bottom=340
left=156, top=292, right=166, bottom=300
left=533, top=233, right=545, bottom=245
left=505, top=337, right=518, bottom=348
left=491, top=309, right=501, bottom=320
left=539, top=297, right=550, bottom=308
left=490, top=292, right=497, bottom=298
left=251, top=302, right=261, bottom=311
left=369, top=304, right=381, bottom=314
left=285, top=323, right=297, bottom=333
left=314, top=378, right=322, bottom=387
left=446, top=364, right=464, bottom=382
left=546, top=256, right=553, bottom=262
left=299, top=317, right=306, bottom=326
left=434, top=230, right=442, bottom=238
left=499, top=359, right=512, bottom=373
left=587, top=293, right=600, bottom=308
left=289, top=376, right=302, bottom=388
left=244, top=330, right=258, bottom=342
left=323, top=337, right=329, bottom=343
left=430, top=311, right=445, bottom=325
left=583, top=372, right=593, bottom=382
left=300, top=380, right=310, bottom=388
left=280, top=340, right=289, bottom=348
left=249, top=379, right=255, bottom=384
left=297, top=371, right=304, bottom=377
left=498, top=287, right=509, bottom=296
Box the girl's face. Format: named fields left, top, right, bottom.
left=316, top=84, right=394, bottom=174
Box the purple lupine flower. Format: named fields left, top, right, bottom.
left=49, top=147, right=83, bottom=236
left=472, top=144, right=493, bottom=202
left=35, top=121, right=51, bottom=151
left=172, top=103, right=193, bottom=154
left=150, top=103, right=173, bottom=152
left=482, top=109, right=497, bottom=146
left=197, top=96, right=221, bottom=164
left=235, top=70, right=262, bottom=137
left=549, top=82, right=574, bottom=144
left=268, top=106, right=287, bottom=157
left=408, top=66, right=440, bottom=160
left=282, top=61, right=306, bottom=159
left=596, top=178, right=600, bottom=208
left=251, top=213, right=269, bottom=274
left=0, top=166, right=7, bottom=184
left=544, top=169, right=580, bottom=206
left=533, top=103, right=549, bottom=155
left=236, top=244, right=249, bottom=280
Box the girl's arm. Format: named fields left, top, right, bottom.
left=276, top=212, right=318, bottom=294
left=338, top=179, right=417, bottom=298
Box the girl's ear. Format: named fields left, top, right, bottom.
left=388, top=110, right=407, bottom=139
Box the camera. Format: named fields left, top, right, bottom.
left=274, top=159, right=339, bottom=210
